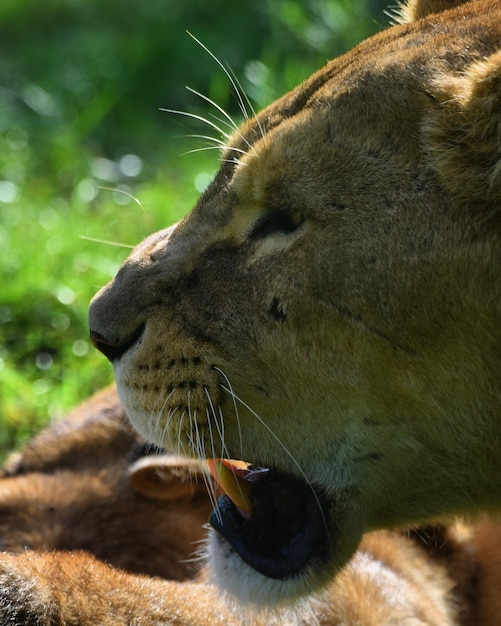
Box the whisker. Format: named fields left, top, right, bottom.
left=205, top=406, right=219, bottom=461
left=197, top=406, right=222, bottom=523
left=211, top=405, right=250, bottom=512
left=206, top=105, right=259, bottom=156
left=181, top=530, right=211, bottom=566
left=185, top=86, right=240, bottom=132
left=205, top=477, right=222, bottom=525
left=185, top=88, right=257, bottom=155
left=149, top=390, right=167, bottom=444
left=220, top=384, right=332, bottom=545
left=183, top=133, right=227, bottom=148
left=181, top=146, right=226, bottom=157
left=211, top=405, right=228, bottom=461
left=79, top=236, right=134, bottom=249
left=166, top=408, right=177, bottom=454
left=152, top=389, right=176, bottom=446
left=184, top=134, right=250, bottom=157
left=96, top=185, right=147, bottom=211
left=160, top=108, right=231, bottom=140
left=207, top=112, right=239, bottom=133
left=176, top=409, right=188, bottom=458
left=221, top=158, right=243, bottom=166
left=217, top=407, right=227, bottom=461
left=203, top=384, right=251, bottom=514
left=187, top=31, right=249, bottom=122
left=181, top=137, right=250, bottom=163
left=227, top=66, right=266, bottom=145
left=204, top=387, right=230, bottom=461
left=214, top=366, right=243, bottom=459
left=185, top=392, right=198, bottom=493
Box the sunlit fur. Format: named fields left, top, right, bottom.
left=89, top=0, right=501, bottom=605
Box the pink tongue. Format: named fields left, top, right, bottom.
left=206, top=458, right=269, bottom=516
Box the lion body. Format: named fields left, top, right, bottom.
left=86, top=0, right=501, bottom=607
left=0, top=386, right=214, bottom=580
left=0, top=529, right=476, bottom=626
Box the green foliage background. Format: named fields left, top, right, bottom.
left=0, top=0, right=390, bottom=456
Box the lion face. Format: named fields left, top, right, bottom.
left=89, top=0, right=501, bottom=603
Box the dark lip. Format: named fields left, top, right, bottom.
left=209, top=469, right=332, bottom=580
left=89, top=324, right=145, bottom=363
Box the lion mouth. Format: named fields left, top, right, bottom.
left=207, top=458, right=331, bottom=580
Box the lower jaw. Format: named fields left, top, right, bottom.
left=207, top=531, right=330, bottom=606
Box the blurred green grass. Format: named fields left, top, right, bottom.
left=0, top=0, right=388, bottom=457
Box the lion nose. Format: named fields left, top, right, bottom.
left=89, top=325, right=144, bottom=363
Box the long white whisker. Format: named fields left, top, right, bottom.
left=184, top=399, right=196, bottom=493
left=187, top=31, right=249, bottom=122
left=220, top=384, right=332, bottom=545
left=199, top=406, right=222, bottom=523
left=204, top=387, right=230, bottom=461
left=186, top=392, right=199, bottom=461
left=176, top=409, right=188, bottom=458
left=221, top=158, right=242, bottom=166
left=151, top=388, right=175, bottom=446
left=185, top=86, right=240, bottom=132
left=181, top=136, right=250, bottom=159
left=213, top=405, right=250, bottom=510
left=187, top=132, right=251, bottom=157
left=208, top=112, right=239, bottom=133
left=181, top=146, right=246, bottom=159
left=204, top=381, right=256, bottom=517
left=217, top=407, right=227, bottom=461
left=205, top=407, right=219, bottom=461
left=79, top=236, right=134, bottom=249
left=184, top=133, right=227, bottom=147
left=206, top=112, right=258, bottom=156
left=182, top=146, right=225, bottom=157
left=227, top=67, right=266, bottom=144
left=160, top=108, right=230, bottom=140
left=214, top=366, right=243, bottom=459
left=160, top=407, right=174, bottom=453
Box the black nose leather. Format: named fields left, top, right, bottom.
left=89, top=325, right=144, bottom=362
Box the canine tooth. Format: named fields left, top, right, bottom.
left=207, top=458, right=266, bottom=515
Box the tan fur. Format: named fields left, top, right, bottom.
left=0, top=530, right=475, bottom=625
left=0, top=386, right=213, bottom=580
left=86, top=0, right=501, bottom=609
left=0, top=389, right=478, bottom=624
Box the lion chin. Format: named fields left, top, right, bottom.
left=208, top=531, right=327, bottom=608
left=89, top=0, right=501, bottom=606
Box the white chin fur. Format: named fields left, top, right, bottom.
left=207, top=531, right=327, bottom=625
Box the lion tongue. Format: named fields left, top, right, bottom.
left=206, top=458, right=269, bottom=517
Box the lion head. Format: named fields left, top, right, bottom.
left=89, top=0, right=501, bottom=604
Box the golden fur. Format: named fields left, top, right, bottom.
left=88, top=0, right=501, bottom=605
left=0, top=389, right=477, bottom=624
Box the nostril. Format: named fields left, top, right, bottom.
left=89, top=325, right=144, bottom=363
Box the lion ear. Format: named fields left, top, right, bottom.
left=401, top=0, right=472, bottom=22
left=128, top=455, right=214, bottom=501
left=425, top=50, right=501, bottom=212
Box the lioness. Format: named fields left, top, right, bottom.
left=89, top=0, right=501, bottom=607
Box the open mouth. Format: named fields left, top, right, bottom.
left=207, top=459, right=331, bottom=580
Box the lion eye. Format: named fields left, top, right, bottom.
left=249, top=210, right=303, bottom=240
